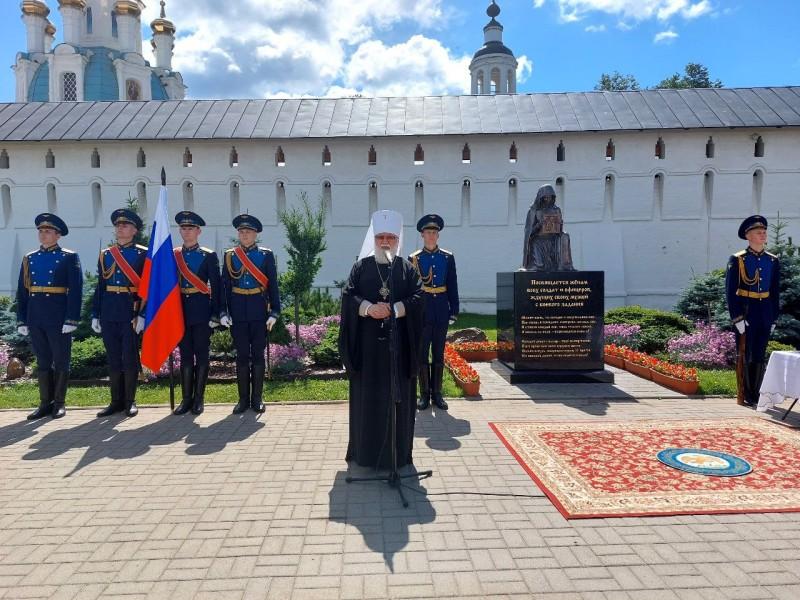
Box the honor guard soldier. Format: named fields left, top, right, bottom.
left=173, top=211, right=224, bottom=416
left=726, top=215, right=781, bottom=407
left=16, top=214, right=83, bottom=420
left=409, top=214, right=459, bottom=411
left=92, top=209, right=147, bottom=418
left=220, top=214, right=280, bottom=414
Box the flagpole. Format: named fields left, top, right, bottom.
left=161, top=166, right=177, bottom=413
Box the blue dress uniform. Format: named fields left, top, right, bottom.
left=93, top=209, right=147, bottom=418
left=16, top=214, right=82, bottom=420
left=222, top=214, right=281, bottom=413
left=409, top=214, right=459, bottom=411
left=726, top=215, right=781, bottom=406
left=173, top=211, right=224, bottom=416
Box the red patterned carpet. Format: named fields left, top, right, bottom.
left=491, top=418, right=800, bottom=519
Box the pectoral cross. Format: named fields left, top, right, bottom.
left=379, top=284, right=389, bottom=301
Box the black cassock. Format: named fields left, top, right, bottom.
left=339, top=256, right=424, bottom=469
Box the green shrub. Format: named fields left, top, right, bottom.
left=675, top=269, right=729, bottom=329
left=605, top=306, right=692, bottom=354
left=0, top=296, right=12, bottom=310
left=309, top=325, right=341, bottom=368
left=70, top=337, right=108, bottom=379
left=73, top=272, right=98, bottom=342
left=766, top=340, right=796, bottom=359
left=270, top=314, right=292, bottom=345
left=0, top=305, right=34, bottom=362
left=210, top=329, right=234, bottom=356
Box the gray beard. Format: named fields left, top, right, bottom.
left=374, top=246, right=391, bottom=264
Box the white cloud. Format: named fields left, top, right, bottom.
left=533, top=0, right=714, bottom=23
left=340, top=35, right=471, bottom=97
left=517, top=56, right=534, bottom=84
left=533, top=0, right=546, bottom=7
left=584, top=24, right=607, bottom=32
left=654, top=29, right=679, bottom=44
left=139, top=0, right=464, bottom=99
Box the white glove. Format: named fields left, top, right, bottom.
left=61, top=324, right=77, bottom=334
left=209, top=320, right=219, bottom=329
left=17, top=325, right=29, bottom=336
left=267, top=316, right=277, bottom=332
left=220, top=315, right=233, bottom=328
left=91, top=319, right=102, bottom=334
left=448, top=317, right=457, bottom=326
left=134, top=317, right=145, bottom=334
left=735, top=321, right=747, bottom=334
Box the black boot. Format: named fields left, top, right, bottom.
left=251, top=365, right=266, bottom=413
left=192, top=364, right=209, bottom=415
left=742, top=362, right=761, bottom=407
left=51, top=371, right=69, bottom=419
left=233, top=364, right=250, bottom=414
left=27, top=370, right=54, bottom=420
left=174, top=365, right=194, bottom=415
left=123, top=370, right=139, bottom=417
left=432, top=363, right=448, bottom=410
left=417, top=364, right=431, bottom=410
left=97, top=371, right=124, bottom=417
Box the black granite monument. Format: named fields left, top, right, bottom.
left=497, top=185, right=613, bottom=384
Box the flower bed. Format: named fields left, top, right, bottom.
left=603, top=343, right=626, bottom=368
left=450, top=341, right=498, bottom=362
left=444, top=343, right=480, bottom=396
left=604, top=344, right=699, bottom=393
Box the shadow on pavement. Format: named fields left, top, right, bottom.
left=18, top=409, right=266, bottom=476
left=414, top=408, right=471, bottom=451
left=0, top=417, right=52, bottom=449
left=184, top=412, right=265, bottom=455
left=328, top=467, right=436, bottom=573
left=489, top=361, right=640, bottom=416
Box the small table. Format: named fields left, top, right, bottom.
left=757, top=351, right=800, bottom=420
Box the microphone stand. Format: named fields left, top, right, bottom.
left=346, top=252, right=433, bottom=507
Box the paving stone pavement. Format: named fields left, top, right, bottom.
left=1, top=365, right=799, bottom=600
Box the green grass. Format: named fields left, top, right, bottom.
left=0, top=372, right=463, bottom=410
left=697, top=369, right=737, bottom=396
left=450, top=313, right=497, bottom=341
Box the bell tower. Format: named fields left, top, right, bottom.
left=469, top=1, right=518, bottom=95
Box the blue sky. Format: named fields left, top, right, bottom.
left=1, top=0, right=798, bottom=101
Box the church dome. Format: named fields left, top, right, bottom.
left=21, top=0, right=50, bottom=17
left=151, top=1, right=176, bottom=35
left=473, top=41, right=515, bottom=60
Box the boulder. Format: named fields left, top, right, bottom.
left=5, top=358, right=25, bottom=380
left=446, top=327, right=488, bottom=344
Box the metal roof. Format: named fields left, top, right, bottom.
left=1, top=87, right=799, bottom=143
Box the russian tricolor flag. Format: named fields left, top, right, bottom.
left=139, top=169, right=185, bottom=372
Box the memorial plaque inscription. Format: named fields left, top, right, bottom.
left=497, top=271, right=612, bottom=382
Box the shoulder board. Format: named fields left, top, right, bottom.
left=765, top=251, right=778, bottom=259
left=733, top=250, right=746, bottom=257
left=409, top=249, right=422, bottom=258
left=224, top=248, right=234, bottom=255
left=60, top=248, right=76, bottom=255
left=101, top=247, right=112, bottom=255
left=439, top=248, right=453, bottom=256
left=25, top=249, right=37, bottom=258
left=258, top=247, right=273, bottom=254
left=201, top=246, right=215, bottom=254
left=135, top=244, right=148, bottom=252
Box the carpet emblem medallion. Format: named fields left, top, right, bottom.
left=490, top=418, right=800, bottom=519
left=657, top=448, right=752, bottom=477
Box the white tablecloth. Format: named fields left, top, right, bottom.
left=757, top=351, right=800, bottom=412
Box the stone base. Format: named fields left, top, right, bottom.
left=497, top=363, right=615, bottom=384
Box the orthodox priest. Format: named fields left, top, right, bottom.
left=339, top=210, right=425, bottom=469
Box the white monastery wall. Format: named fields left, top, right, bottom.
left=0, top=128, right=798, bottom=313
